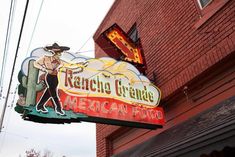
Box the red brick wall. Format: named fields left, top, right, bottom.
left=94, top=0, right=235, bottom=156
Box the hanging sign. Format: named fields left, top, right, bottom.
left=95, top=24, right=146, bottom=72
left=106, top=26, right=143, bottom=64
left=15, top=43, right=164, bottom=129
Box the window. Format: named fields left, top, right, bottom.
left=198, top=0, right=213, bottom=9
left=128, top=23, right=139, bottom=43
left=193, top=0, right=230, bottom=29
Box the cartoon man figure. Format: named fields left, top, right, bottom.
left=34, top=43, right=70, bottom=115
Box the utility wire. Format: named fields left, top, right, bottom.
left=76, top=35, right=93, bottom=53
left=76, top=46, right=114, bottom=54
left=26, top=0, right=44, bottom=57
left=0, top=0, right=16, bottom=99
left=0, top=0, right=30, bottom=133
left=0, top=85, right=18, bottom=154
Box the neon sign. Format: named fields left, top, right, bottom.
left=15, top=43, right=164, bottom=129
left=59, top=69, right=160, bottom=106
left=95, top=24, right=146, bottom=73
left=106, top=28, right=144, bottom=64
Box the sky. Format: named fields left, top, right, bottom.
left=0, top=0, right=114, bottom=157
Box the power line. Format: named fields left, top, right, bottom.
left=0, top=84, right=19, bottom=154
left=76, top=35, right=93, bottom=53
left=0, top=0, right=16, bottom=99
left=0, top=0, right=30, bottom=133
left=26, top=0, right=44, bottom=57
left=76, top=46, right=114, bottom=54
left=0, top=85, right=18, bottom=156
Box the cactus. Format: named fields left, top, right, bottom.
left=21, top=60, right=45, bottom=106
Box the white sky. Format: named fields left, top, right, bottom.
left=0, top=0, right=114, bottom=156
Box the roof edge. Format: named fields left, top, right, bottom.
left=93, top=0, right=120, bottom=40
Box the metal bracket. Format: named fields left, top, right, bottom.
left=150, top=71, right=157, bottom=84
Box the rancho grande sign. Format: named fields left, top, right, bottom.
left=15, top=43, right=164, bottom=129
left=60, top=69, right=158, bottom=106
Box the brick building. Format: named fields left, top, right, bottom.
left=93, top=0, right=235, bottom=156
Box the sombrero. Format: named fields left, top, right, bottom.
left=45, top=43, right=70, bottom=52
